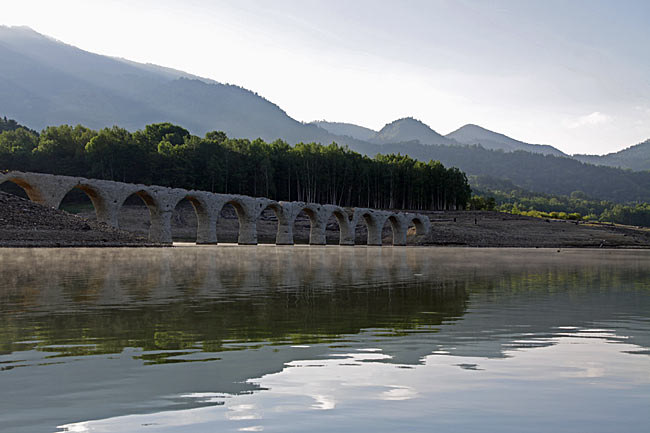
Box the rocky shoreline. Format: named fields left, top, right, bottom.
left=0, top=192, right=160, bottom=247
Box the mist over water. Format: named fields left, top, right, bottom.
left=1, top=247, right=649, bottom=432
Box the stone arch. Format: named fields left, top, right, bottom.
left=0, top=174, right=55, bottom=206
left=0, top=172, right=79, bottom=208
left=381, top=214, right=407, bottom=246
left=406, top=214, right=431, bottom=244
left=354, top=209, right=385, bottom=246
left=117, top=189, right=162, bottom=242
left=256, top=201, right=289, bottom=244
left=169, top=193, right=215, bottom=243
left=218, top=196, right=259, bottom=245
left=291, top=203, right=327, bottom=245
left=223, top=198, right=249, bottom=221
left=322, top=206, right=355, bottom=245
left=57, top=182, right=113, bottom=223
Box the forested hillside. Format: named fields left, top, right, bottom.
left=0, top=121, right=471, bottom=210
left=470, top=176, right=650, bottom=225
left=0, top=26, right=347, bottom=145
left=364, top=141, right=650, bottom=203
left=574, top=139, right=650, bottom=171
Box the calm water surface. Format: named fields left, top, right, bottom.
left=0, top=246, right=649, bottom=433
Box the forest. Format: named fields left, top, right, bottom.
left=0, top=119, right=471, bottom=211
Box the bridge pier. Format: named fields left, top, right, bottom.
left=387, top=215, right=408, bottom=246
left=237, top=218, right=258, bottom=245
left=309, top=218, right=327, bottom=245
left=189, top=194, right=225, bottom=245
left=222, top=197, right=263, bottom=245
left=260, top=202, right=294, bottom=245
left=275, top=222, right=294, bottom=245
left=323, top=205, right=355, bottom=246
left=355, top=209, right=387, bottom=246
left=195, top=211, right=219, bottom=244
left=140, top=188, right=189, bottom=244
left=77, top=181, right=140, bottom=228
left=148, top=209, right=173, bottom=244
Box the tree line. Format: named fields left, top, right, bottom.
left=0, top=121, right=471, bottom=210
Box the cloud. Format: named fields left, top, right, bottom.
left=635, top=105, right=650, bottom=116
left=566, top=112, right=612, bottom=129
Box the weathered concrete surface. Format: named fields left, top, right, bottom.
left=1, top=171, right=431, bottom=245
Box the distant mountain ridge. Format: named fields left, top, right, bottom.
left=313, top=118, right=567, bottom=157
left=310, top=121, right=377, bottom=141
left=3, top=26, right=650, bottom=202
left=0, top=25, right=344, bottom=146
left=446, top=124, right=566, bottom=157
left=370, top=117, right=455, bottom=146
left=574, top=139, right=650, bottom=171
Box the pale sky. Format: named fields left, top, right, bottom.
left=3, top=0, right=650, bottom=155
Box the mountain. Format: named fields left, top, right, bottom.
left=315, top=118, right=567, bottom=157
left=0, top=116, right=37, bottom=134
left=3, top=26, right=650, bottom=203
left=310, top=121, right=377, bottom=141
left=0, top=26, right=346, bottom=146
left=574, top=139, right=650, bottom=171
left=446, top=124, right=566, bottom=156
left=371, top=117, right=455, bottom=145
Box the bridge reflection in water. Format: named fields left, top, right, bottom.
left=1, top=247, right=650, bottom=433
left=2, top=247, right=649, bottom=359
left=0, top=171, right=431, bottom=244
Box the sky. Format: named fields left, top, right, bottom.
left=2, top=0, right=650, bottom=155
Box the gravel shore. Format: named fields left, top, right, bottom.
left=0, top=192, right=159, bottom=247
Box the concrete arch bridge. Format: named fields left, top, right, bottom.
left=0, top=171, right=431, bottom=246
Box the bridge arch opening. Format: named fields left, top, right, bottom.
left=58, top=186, right=101, bottom=220
left=0, top=177, right=38, bottom=201
left=117, top=190, right=157, bottom=237
left=256, top=203, right=282, bottom=244
left=292, top=207, right=318, bottom=244
left=407, top=216, right=428, bottom=245
left=354, top=212, right=379, bottom=245
left=380, top=215, right=401, bottom=246
left=325, top=209, right=351, bottom=245
left=216, top=201, right=248, bottom=244
left=170, top=197, right=201, bottom=242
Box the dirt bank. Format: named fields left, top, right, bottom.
left=420, top=210, right=650, bottom=248
left=0, top=192, right=158, bottom=247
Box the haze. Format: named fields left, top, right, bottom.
left=3, top=0, right=650, bottom=155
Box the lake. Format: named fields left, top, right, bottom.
left=1, top=246, right=649, bottom=433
